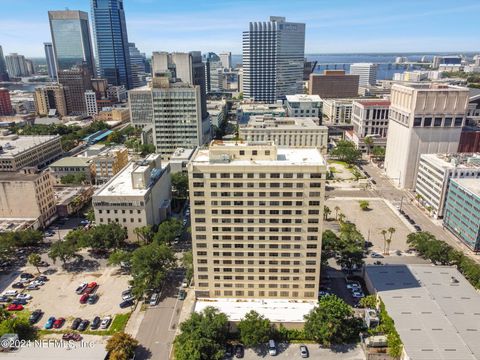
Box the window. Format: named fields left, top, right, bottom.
left=424, top=117, right=432, bottom=127
left=434, top=117, right=442, bottom=127
left=454, top=117, right=463, bottom=126
left=252, top=150, right=257, bottom=156
left=413, top=117, right=422, bottom=127
left=444, top=117, right=452, bottom=127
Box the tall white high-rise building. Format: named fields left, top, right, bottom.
left=242, top=16, right=305, bottom=103
left=188, top=141, right=326, bottom=300
left=350, top=63, right=377, bottom=87
left=44, top=43, right=57, bottom=80
left=219, top=52, right=232, bottom=69
left=384, top=83, right=469, bottom=189
left=84, top=90, right=98, bottom=116
left=5, top=53, right=29, bottom=77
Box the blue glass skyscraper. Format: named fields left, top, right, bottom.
left=91, top=0, right=132, bottom=89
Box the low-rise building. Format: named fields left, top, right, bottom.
left=170, top=147, right=195, bottom=174
left=96, top=107, right=130, bottom=123
left=285, top=94, right=321, bottom=119
left=0, top=168, right=56, bottom=228
left=351, top=99, right=390, bottom=152
left=443, top=178, right=480, bottom=252
left=0, top=132, right=63, bottom=172
left=237, top=103, right=286, bottom=124
left=54, top=185, right=94, bottom=218
left=49, top=156, right=93, bottom=184
left=414, top=153, right=480, bottom=218
left=92, top=154, right=171, bottom=239
left=92, top=146, right=129, bottom=184
left=322, top=98, right=354, bottom=124
left=239, top=115, right=328, bottom=152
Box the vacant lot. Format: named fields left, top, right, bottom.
left=326, top=198, right=413, bottom=254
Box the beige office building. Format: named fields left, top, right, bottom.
left=384, top=84, right=469, bottom=189
left=240, top=115, right=328, bottom=152
left=0, top=169, right=56, bottom=228
left=188, top=141, right=326, bottom=300
left=92, top=154, right=171, bottom=240
left=322, top=98, right=354, bottom=124
left=93, top=146, right=129, bottom=184
left=34, top=85, right=68, bottom=117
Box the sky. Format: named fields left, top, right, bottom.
left=0, top=0, right=479, bottom=58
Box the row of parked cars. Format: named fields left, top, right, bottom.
left=43, top=315, right=112, bottom=331
left=398, top=208, right=422, bottom=232
left=75, top=281, right=100, bottom=305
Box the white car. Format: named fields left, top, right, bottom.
left=2, top=290, right=18, bottom=297
left=371, top=252, right=384, bottom=258
left=100, top=316, right=112, bottom=329
left=16, top=293, right=32, bottom=300
left=29, top=280, right=45, bottom=287
left=352, top=291, right=365, bottom=299
left=346, top=282, right=361, bottom=290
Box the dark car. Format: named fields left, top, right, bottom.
left=12, top=282, right=24, bottom=289
left=0, top=296, right=10, bottom=303
left=119, top=299, right=134, bottom=308
left=20, top=273, right=34, bottom=280
left=225, top=344, right=234, bottom=357
left=234, top=344, right=244, bottom=358
left=87, top=294, right=99, bottom=304
left=90, top=316, right=101, bottom=330
left=414, top=225, right=422, bottom=232
left=71, top=317, right=82, bottom=330
left=78, top=319, right=90, bottom=331
left=370, top=179, right=377, bottom=185
left=408, top=218, right=415, bottom=224
left=38, top=261, right=50, bottom=267
left=29, top=309, right=43, bottom=324
left=12, top=299, right=27, bottom=305
left=36, top=275, right=48, bottom=282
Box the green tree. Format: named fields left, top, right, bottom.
left=381, top=229, right=388, bottom=255
left=364, top=136, right=374, bottom=155
left=60, top=173, right=86, bottom=185
left=321, top=230, right=339, bottom=265
left=133, top=225, right=154, bottom=244
left=171, top=172, right=189, bottom=199
left=48, top=239, right=77, bottom=265
left=28, top=253, right=42, bottom=273
left=323, top=206, right=331, bottom=221
left=106, top=131, right=123, bottom=144
left=140, top=143, right=156, bottom=156
left=174, top=307, right=228, bottom=360
left=237, top=310, right=272, bottom=348
left=359, top=295, right=377, bottom=309
left=105, top=332, right=138, bottom=360
left=82, top=223, right=127, bottom=250
left=108, top=249, right=132, bottom=267
left=153, top=219, right=183, bottom=245
left=358, top=200, right=370, bottom=211
left=304, top=295, right=357, bottom=346
left=372, top=146, right=385, bottom=160
left=182, top=250, right=193, bottom=282
left=334, top=206, right=340, bottom=220
left=86, top=209, right=95, bottom=222
left=330, top=140, right=362, bottom=165
left=130, top=242, right=175, bottom=298
left=0, top=316, right=37, bottom=340
left=387, top=227, right=396, bottom=254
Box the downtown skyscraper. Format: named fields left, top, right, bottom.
left=48, top=10, right=96, bottom=76
left=0, top=46, right=9, bottom=81
left=242, top=16, right=305, bottom=103
left=44, top=43, right=57, bottom=80
left=91, top=0, right=133, bottom=89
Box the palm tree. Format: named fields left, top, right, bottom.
left=334, top=206, right=341, bottom=220
left=338, top=213, right=346, bottom=223
left=323, top=206, right=331, bottom=221
left=364, top=136, right=374, bottom=155
left=28, top=253, right=42, bottom=273
left=387, top=227, right=396, bottom=254
left=380, top=229, right=388, bottom=255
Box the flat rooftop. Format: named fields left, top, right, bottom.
left=194, top=298, right=316, bottom=322
left=0, top=135, right=60, bottom=158
left=0, top=171, right=43, bottom=181
left=171, top=147, right=195, bottom=161
left=365, top=264, right=480, bottom=360
left=451, top=178, right=480, bottom=198
left=55, top=186, right=91, bottom=205
left=239, top=103, right=285, bottom=112
left=420, top=153, right=480, bottom=170
left=285, top=94, right=321, bottom=102
left=354, top=99, right=391, bottom=107
left=244, top=116, right=327, bottom=130
left=50, top=156, right=90, bottom=168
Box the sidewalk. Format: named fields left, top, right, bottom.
left=124, top=301, right=146, bottom=338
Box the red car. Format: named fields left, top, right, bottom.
left=84, top=282, right=98, bottom=295
left=7, top=304, right=23, bottom=311
left=53, top=317, right=65, bottom=329
left=79, top=294, right=89, bottom=304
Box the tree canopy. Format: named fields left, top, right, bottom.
left=105, top=332, right=139, bottom=360
left=171, top=172, right=189, bottom=199
left=153, top=219, right=183, bottom=245
left=237, top=310, right=272, bottom=348
left=174, top=307, right=229, bottom=360
left=330, top=140, right=362, bottom=165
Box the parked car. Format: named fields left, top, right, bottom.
left=87, top=294, right=99, bottom=304
left=20, top=273, right=34, bottom=280
left=0, top=296, right=10, bottom=303
left=79, top=294, right=89, bottom=304
left=7, top=303, right=23, bottom=311
left=63, top=333, right=82, bottom=341
left=268, top=339, right=277, bottom=356
left=300, top=344, right=309, bottom=358
left=149, top=293, right=159, bottom=306
left=29, top=280, right=45, bottom=287
left=121, top=289, right=132, bottom=300
left=408, top=218, right=415, bottom=225
left=78, top=319, right=90, bottom=331
left=36, top=275, right=48, bottom=282
left=71, top=318, right=82, bottom=330
left=119, top=299, right=134, bottom=308
left=53, top=317, right=65, bottom=329
left=12, top=282, right=24, bottom=289
left=100, top=316, right=112, bottom=329
left=370, top=252, right=384, bottom=259
left=352, top=291, right=365, bottom=299
left=29, top=309, right=43, bottom=324
left=26, top=284, right=39, bottom=290
left=76, top=282, right=88, bottom=295
left=91, top=316, right=101, bottom=330
left=45, top=316, right=55, bottom=329
left=11, top=299, right=27, bottom=306
left=84, top=282, right=98, bottom=294
left=225, top=343, right=234, bottom=357
left=346, top=282, right=361, bottom=290
left=373, top=260, right=383, bottom=266
left=178, top=289, right=186, bottom=300
left=414, top=225, right=422, bottom=232
left=2, top=290, right=18, bottom=297
left=38, top=261, right=50, bottom=267
left=235, top=344, right=244, bottom=358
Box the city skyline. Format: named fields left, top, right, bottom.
left=0, top=0, right=479, bottom=57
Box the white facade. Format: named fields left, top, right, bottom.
left=84, top=90, right=98, bottom=116
left=242, top=16, right=305, bottom=103
left=384, top=84, right=469, bottom=189
left=350, top=63, right=377, bottom=87
left=219, top=52, right=232, bottom=70
left=240, top=115, right=328, bottom=152
left=285, top=94, right=321, bottom=118
left=5, top=53, right=29, bottom=77
left=415, top=153, right=480, bottom=218
left=322, top=98, right=354, bottom=124
left=351, top=100, right=390, bottom=151
left=92, top=154, right=171, bottom=240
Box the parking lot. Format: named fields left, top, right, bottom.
left=240, top=343, right=365, bottom=360
left=326, top=198, right=414, bottom=254
left=1, top=251, right=132, bottom=331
